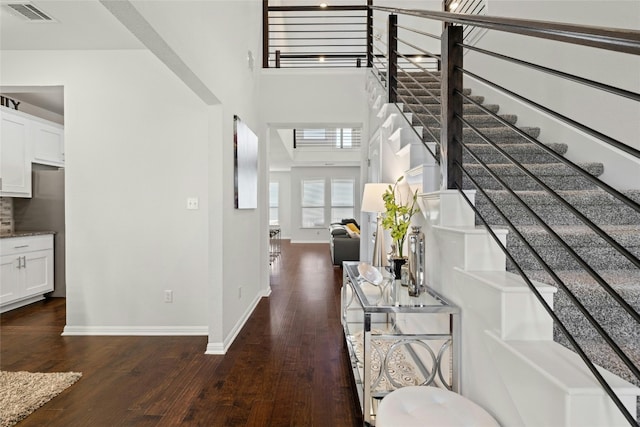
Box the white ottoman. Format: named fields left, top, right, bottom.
left=376, top=386, right=500, bottom=427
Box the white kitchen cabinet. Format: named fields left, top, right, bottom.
left=0, top=234, right=54, bottom=313
left=32, top=120, right=64, bottom=167
left=0, top=108, right=32, bottom=197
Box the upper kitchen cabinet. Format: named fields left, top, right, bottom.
left=0, top=107, right=65, bottom=198
left=1, top=108, right=32, bottom=198
left=32, top=119, right=64, bottom=167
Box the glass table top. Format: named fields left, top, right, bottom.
left=344, top=261, right=459, bottom=314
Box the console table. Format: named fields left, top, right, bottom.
left=341, top=261, right=461, bottom=425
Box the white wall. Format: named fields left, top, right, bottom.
left=1, top=50, right=210, bottom=332
left=261, top=69, right=368, bottom=126
left=464, top=0, right=640, bottom=189
left=130, top=0, right=268, bottom=349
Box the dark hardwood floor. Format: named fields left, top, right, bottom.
left=0, top=241, right=361, bottom=426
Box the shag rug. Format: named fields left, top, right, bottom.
left=0, top=370, right=82, bottom=427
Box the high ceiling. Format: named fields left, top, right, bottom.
left=0, top=1, right=144, bottom=50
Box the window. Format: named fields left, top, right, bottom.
left=302, top=129, right=326, bottom=139
left=340, top=128, right=354, bottom=148
left=301, top=179, right=325, bottom=228
left=294, top=128, right=361, bottom=148
left=269, top=182, right=279, bottom=226
left=331, top=178, right=355, bottom=223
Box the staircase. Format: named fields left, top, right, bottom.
left=376, top=70, right=640, bottom=421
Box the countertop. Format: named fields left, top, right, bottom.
left=0, top=231, right=56, bottom=239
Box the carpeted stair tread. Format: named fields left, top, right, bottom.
left=475, top=189, right=640, bottom=226
left=397, top=72, right=441, bottom=83
left=465, top=162, right=603, bottom=178
left=525, top=269, right=640, bottom=306
left=504, top=224, right=640, bottom=270
left=412, top=113, right=518, bottom=128
left=422, top=126, right=541, bottom=143
left=404, top=94, right=483, bottom=105
left=403, top=103, right=500, bottom=115
left=506, top=224, right=640, bottom=248
left=464, top=162, right=604, bottom=191
left=525, top=269, right=640, bottom=364
left=399, top=81, right=448, bottom=90
left=463, top=142, right=568, bottom=165
left=398, top=88, right=477, bottom=99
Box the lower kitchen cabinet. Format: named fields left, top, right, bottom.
left=0, top=234, right=54, bottom=313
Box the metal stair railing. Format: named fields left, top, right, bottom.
left=370, top=5, right=640, bottom=426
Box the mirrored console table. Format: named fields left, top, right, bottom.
left=341, top=261, right=461, bottom=425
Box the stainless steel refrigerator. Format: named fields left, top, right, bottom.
left=13, top=165, right=65, bottom=297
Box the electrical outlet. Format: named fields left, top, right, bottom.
left=164, top=290, right=173, bottom=303
left=187, top=197, right=199, bottom=210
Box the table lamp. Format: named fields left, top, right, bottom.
left=361, top=183, right=391, bottom=267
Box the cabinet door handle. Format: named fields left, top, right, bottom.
left=22, top=256, right=27, bottom=269
left=16, top=257, right=22, bottom=269
left=14, top=245, right=29, bottom=249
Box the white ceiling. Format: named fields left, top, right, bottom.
left=0, top=0, right=146, bottom=115
left=0, top=0, right=144, bottom=50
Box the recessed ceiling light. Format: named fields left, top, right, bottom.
left=319, top=3, right=328, bottom=8
left=319, top=56, right=325, bottom=62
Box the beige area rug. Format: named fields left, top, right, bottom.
left=0, top=370, right=82, bottom=427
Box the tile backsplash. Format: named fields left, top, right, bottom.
left=1, top=197, right=14, bottom=235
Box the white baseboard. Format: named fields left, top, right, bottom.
left=61, top=325, right=208, bottom=336
left=204, top=288, right=270, bottom=355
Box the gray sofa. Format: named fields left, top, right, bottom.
left=329, top=223, right=360, bottom=266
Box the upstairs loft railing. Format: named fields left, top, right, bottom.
left=263, top=1, right=369, bottom=68
left=370, top=6, right=640, bottom=426
left=262, top=0, right=456, bottom=69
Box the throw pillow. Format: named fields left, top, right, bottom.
left=345, top=223, right=360, bottom=235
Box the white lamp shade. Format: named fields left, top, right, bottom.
left=361, top=183, right=391, bottom=213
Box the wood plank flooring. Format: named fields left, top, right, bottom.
left=0, top=241, right=361, bottom=426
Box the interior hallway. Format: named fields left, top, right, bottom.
left=0, top=241, right=361, bottom=426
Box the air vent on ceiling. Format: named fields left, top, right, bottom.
left=6, top=2, right=54, bottom=21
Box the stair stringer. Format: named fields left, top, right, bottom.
left=412, top=190, right=640, bottom=426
